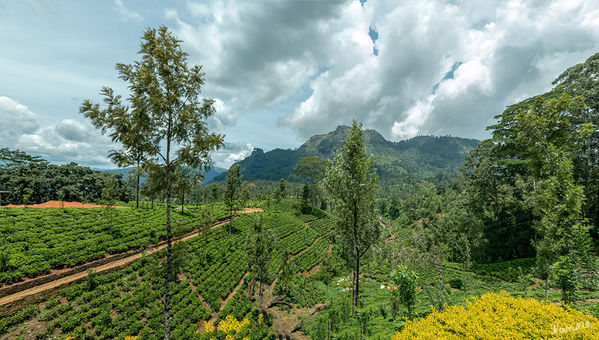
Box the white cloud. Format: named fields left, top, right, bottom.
left=113, top=0, right=142, bottom=23
left=210, top=142, right=254, bottom=168
left=274, top=0, right=599, bottom=141
left=0, top=96, right=115, bottom=168
left=0, top=96, right=40, bottom=142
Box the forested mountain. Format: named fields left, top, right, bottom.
left=213, top=126, right=479, bottom=182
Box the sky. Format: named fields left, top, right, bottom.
left=1, top=0, right=599, bottom=169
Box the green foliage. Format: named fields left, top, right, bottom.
left=246, top=216, right=275, bottom=301
left=0, top=152, right=130, bottom=205
left=300, top=183, right=311, bottom=214
left=0, top=206, right=228, bottom=283
left=1, top=204, right=338, bottom=339
left=325, top=119, right=379, bottom=314
left=0, top=305, right=39, bottom=335
left=225, top=164, right=242, bottom=230
left=551, top=256, right=579, bottom=303
left=463, top=52, right=599, bottom=262
left=277, top=178, right=287, bottom=201
left=81, top=25, right=225, bottom=338
left=294, top=156, right=329, bottom=212
left=390, top=265, right=419, bottom=320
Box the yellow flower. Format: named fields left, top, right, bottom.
left=392, top=291, right=599, bottom=339
left=203, top=320, right=215, bottom=333
left=258, top=313, right=264, bottom=325
left=217, top=314, right=251, bottom=334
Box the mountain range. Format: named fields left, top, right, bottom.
left=212, top=125, right=479, bottom=183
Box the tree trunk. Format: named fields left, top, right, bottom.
left=360, top=320, right=365, bottom=340
left=439, top=256, right=444, bottom=310
left=163, top=121, right=172, bottom=340
left=259, top=281, right=263, bottom=313
left=311, top=182, right=316, bottom=213
left=136, top=158, right=140, bottom=209
left=352, top=201, right=359, bottom=315
left=181, top=192, right=184, bottom=214
left=561, top=287, right=566, bottom=302
left=545, top=276, right=549, bottom=299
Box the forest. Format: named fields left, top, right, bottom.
left=0, top=25, right=598, bottom=340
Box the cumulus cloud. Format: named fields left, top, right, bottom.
left=208, top=98, right=239, bottom=130
left=282, top=0, right=599, bottom=140
left=113, top=0, right=143, bottom=23
left=0, top=96, right=115, bottom=168
left=167, top=0, right=346, bottom=110
left=0, top=96, right=40, bottom=141
left=167, top=0, right=599, bottom=142
left=210, top=142, right=254, bottom=168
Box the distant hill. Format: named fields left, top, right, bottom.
left=202, top=167, right=226, bottom=183
left=213, top=125, right=479, bottom=182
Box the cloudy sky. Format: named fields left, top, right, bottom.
left=1, top=0, right=599, bottom=168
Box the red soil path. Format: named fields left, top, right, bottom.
left=0, top=208, right=263, bottom=314
left=4, top=200, right=123, bottom=208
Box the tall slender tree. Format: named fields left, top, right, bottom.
left=224, top=164, right=241, bottom=233
left=80, top=26, right=224, bottom=339
left=246, top=216, right=274, bottom=311
left=324, top=120, right=379, bottom=314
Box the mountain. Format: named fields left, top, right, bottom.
left=202, top=167, right=226, bottom=183
left=213, top=125, right=479, bottom=182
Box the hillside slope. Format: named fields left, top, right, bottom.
left=214, top=125, right=479, bottom=182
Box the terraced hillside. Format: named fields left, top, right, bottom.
left=0, top=205, right=230, bottom=284
left=0, top=203, right=336, bottom=339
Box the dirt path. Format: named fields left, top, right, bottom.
left=206, top=274, right=247, bottom=326
left=0, top=209, right=263, bottom=312
left=554, top=298, right=599, bottom=306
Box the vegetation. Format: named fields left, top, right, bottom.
left=0, top=201, right=335, bottom=339
left=0, top=150, right=130, bottom=205
left=80, top=26, right=225, bottom=339
left=212, top=130, right=479, bottom=183
left=392, top=292, right=599, bottom=339
left=0, top=205, right=227, bottom=283
left=224, top=164, right=242, bottom=233
left=3, top=25, right=599, bottom=340
left=325, top=120, right=379, bottom=314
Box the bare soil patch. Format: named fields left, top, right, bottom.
left=235, top=207, right=264, bottom=213
left=4, top=200, right=124, bottom=208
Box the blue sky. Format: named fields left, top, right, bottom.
left=1, top=0, right=599, bottom=168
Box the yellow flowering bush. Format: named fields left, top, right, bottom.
left=216, top=315, right=250, bottom=334
left=202, top=320, right=216, bottom=333
left=392, top=291, right=599, bottom=339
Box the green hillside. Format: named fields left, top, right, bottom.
left=214, top=126, right=479, bottom=182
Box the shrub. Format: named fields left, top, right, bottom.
left=392, top=291, right=599, bottom=339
